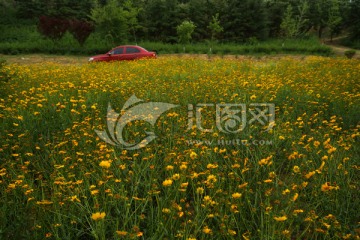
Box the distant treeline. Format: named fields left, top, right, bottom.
left=0, top=0, right=359, bottom=46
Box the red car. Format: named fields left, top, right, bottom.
left=88, top=45, right=156, bottom=62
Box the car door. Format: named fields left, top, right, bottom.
left=110, top=47, right=125, bottom=61
left=124, top=47, right=141, bottom=60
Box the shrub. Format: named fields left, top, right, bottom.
left=38, top=16, right=69, bottom=41
left=344, top=50, right=356, bottom=59
left=68, top=19, right=95, bottom=46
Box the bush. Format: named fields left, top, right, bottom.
left=344, top=50, right=356, bottom=59
left=68, top=19, right=95, bottom=46
left=38, top=16, right=69, bottom=41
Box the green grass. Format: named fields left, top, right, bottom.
left=0, top=57, right=359, bottom=239
left=0, top=23, right=332, bottom=56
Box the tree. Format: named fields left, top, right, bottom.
left=266, top=0, right=288, bottom=38
left=15, top=0, right=43, bottom=19
left=37, top=16, right=69, bottom=42
left=141, top=0, right=182, bottom=42
left=348, top=0, right=360, bottom=40
left=327, top=0, right=342, bottom=41
left=122, top=0, right=141, bottom=44
left=207, top=13, right=223, bottom=52
left=188, top=0, right=211, bottom=41
left=208, top=13, right=223, bottom=41
left=68, top=19, right=94, bottom=46
left=177, top=20, right=196, bottom=52
left=280, top=4, right=297, bottom=38
left=312, top=0, right=330, bottom=39
left=294, top=0, right=310, bottom=37
left=280, top=1, right=309, bottom=38
left=222, top=0, right=268, bottom=42
left=0, top=0, right=17, bottom=24
left=90, top=0, right=140, bottom=45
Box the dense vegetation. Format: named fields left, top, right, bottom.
left=0, top=56, right=359, bottom=239
left=0, top=0, right=359, bottom=55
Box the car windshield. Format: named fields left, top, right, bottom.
left=110, top=48, right=124, bottom=55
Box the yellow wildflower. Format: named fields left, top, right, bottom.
left=305, top=171, right=316, bottom=179
left=162, top=179, right=173, bottom=187
left=189, top=151, right=197, bottom=159
left=274, top=215, right=288, bottom=222
left=91, top=212, right=106, bottom=221
left=292, top=193, right=299, bottom=201
left=165, top=165, right=174, bottom=171
left=232, top=192, right=242, bottom=199
left=116, top=231, right=128, bottom=236
left=293, top=166, right=300, bottom=173
left=203, top=226, right=212, bottom=234
left=99, top=160, right=111, bottom=168
left=172, top=173, right=180, bottom=180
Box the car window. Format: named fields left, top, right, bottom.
left=111, top=48, right=124, bottom=55
left=126, top=47, right=141, bottom=54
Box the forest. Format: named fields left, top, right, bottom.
left=0, top=0, right=359, bottom=55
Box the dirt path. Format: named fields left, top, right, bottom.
left=328, top=44, right=359, bottom=58
left=323, top=36, right=360, bottom=58
left=0, top=54, right=89, bottom=65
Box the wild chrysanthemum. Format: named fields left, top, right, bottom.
left=162, top=179, right=173, bottom=187
left=99, top=160, right=111, bottom=168
left=91, top=212, right=106, bottom=221
left=274, top=215, right=287, bottom=222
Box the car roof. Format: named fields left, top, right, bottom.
left=111, top=45, right=148, bottom=52
left=113, top=45, right=144, bottom=49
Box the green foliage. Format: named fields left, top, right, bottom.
left=142, top=0, right=181, bottom=42
left=123, top=0, right=142, bottom=44
left=90, top=0, right=140, bottom=45
left=2, top=0, right=359, bottom=50
left=344, top=50, right=356, bottom=59
left=13, top=0, right=94, bottom=20
left=281, top=1, right=309, bottom=38
left=90, top=0, right=128, bottom=45
left=281, top=4, right=297, bottom=38
left=342, top=39, right=360, bottom=50
left=208, top=13, right=223, bottom=41
left=0, top=23, right=332, bottom=56
left=306, top=0, right=331, bottom=39
left=327, top=0, right=342, bottom=40
left=348, top=0, right=360, bottom=40
left=15, top=0, right=43, bottom=19
left=222, top=0, right=269, bottom=42
left=187, top=0, right=211, bottom=41
left=176, top=20, right=196, bottom=45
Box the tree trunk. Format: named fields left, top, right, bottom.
left=318, top=25, right=324, bottom=39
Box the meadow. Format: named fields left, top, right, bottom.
left=0, top=56, right=359, bottom=239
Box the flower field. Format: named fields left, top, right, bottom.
left=0, top=56, right=359, bottom=239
